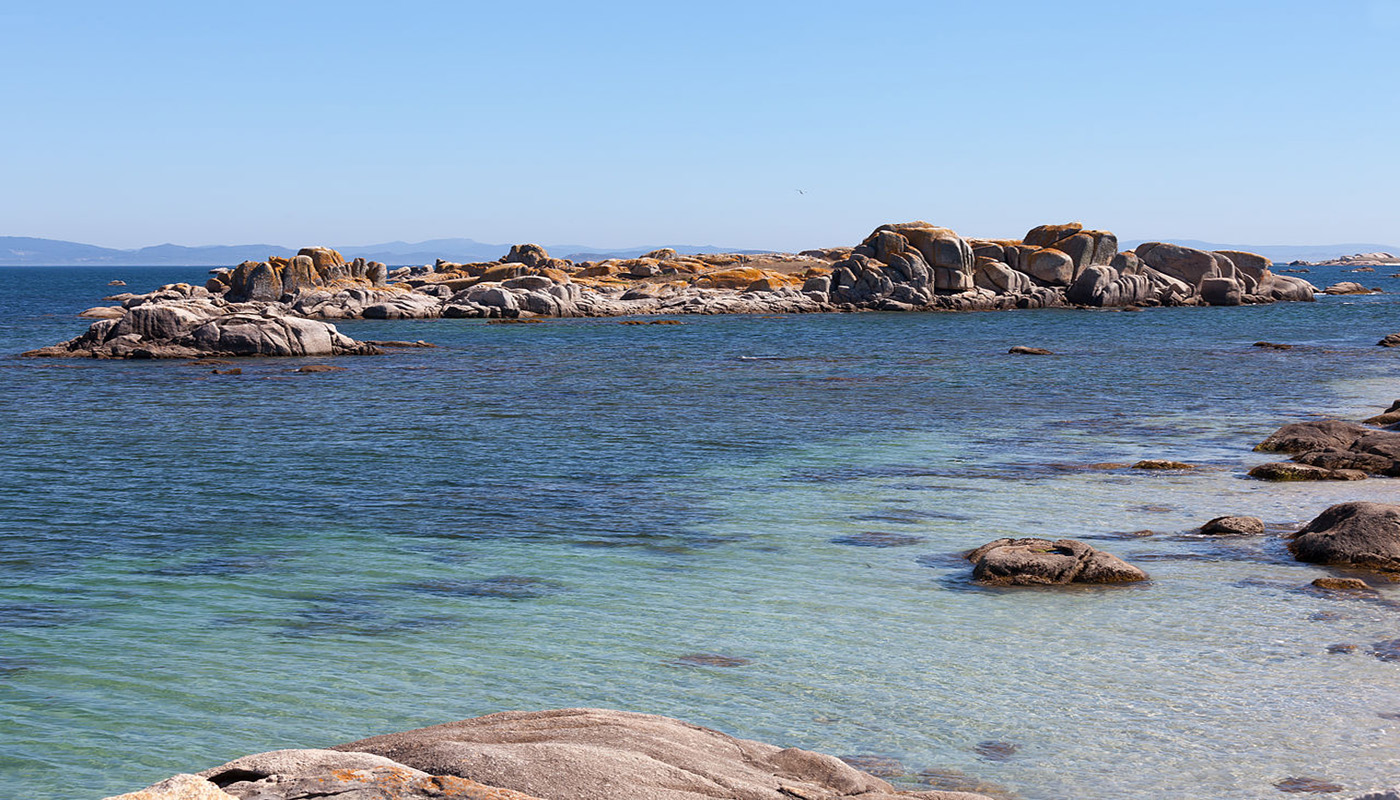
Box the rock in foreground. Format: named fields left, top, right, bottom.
left=1289, top=502, right=1400, bottom=571
left=106, top=708, right=994, bottom=800
left=966, top=538, right=1147, bottom=586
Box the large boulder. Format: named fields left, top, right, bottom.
left=1256, top=420, right=1375, bottom=454
left=1289, top=502, right=1400, bottom=571
left=1135, top=242, right=1235, bottom=288
left=965, top=538, right=1147, bottom=585
left=330, top=708, right=990, bottom=800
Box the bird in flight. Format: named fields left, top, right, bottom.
left=796, top=189, right=806, bottom=195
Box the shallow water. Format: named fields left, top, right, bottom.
left=2, top=266, right=1399, bottom=799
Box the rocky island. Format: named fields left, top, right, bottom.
left=25, top=221, right=1318, bottom=360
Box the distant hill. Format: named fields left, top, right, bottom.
left=6, top=234, right=1394, bottom=267
left=0, top=236, right=772, bottom=267
left=1121, top=239, right=1400, bottom=264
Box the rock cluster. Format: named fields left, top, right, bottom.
left=965, top=538, right=1147, bottom=586
left=33, top=222, right=1322, bottom=360
left=213, top=247, right=388, bottom=302
left=1253, top=419, right=1400, bottom=480
left=105, top=708, right=995, bottom=800
left=23, top=283, right=380, bottom=359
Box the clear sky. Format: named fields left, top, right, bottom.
left=2, top=0, right=1398, bottom=251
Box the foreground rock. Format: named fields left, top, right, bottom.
left=1289, top=502, right=1400, bottom=571
left=106, top=709, right=994, bottom=800
left=966, top=538, right=1147, bottom=585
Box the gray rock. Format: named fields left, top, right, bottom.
left=965, top=538, right=1147, bottom=585
left=1256, top=420, right=1375, bottom=454
left=1199, top=516, right=1265, bottom=536
left=1199, top=276, right=1243, bottom=306
left=331, top=708, right=990, bottom=800
left=104, top=773, right=236, bottom=800
left=1289, top=502, right=1400, bottom=571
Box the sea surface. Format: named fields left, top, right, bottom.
left=2, top=265, right=1399, bottom=800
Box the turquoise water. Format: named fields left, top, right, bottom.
left=2, top=266, right=1399, bottom=799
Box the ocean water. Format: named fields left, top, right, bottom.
left=2, top=265, right=1399, bottom=799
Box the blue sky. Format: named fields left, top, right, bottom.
left=2, top=1, right=1398, bottom=250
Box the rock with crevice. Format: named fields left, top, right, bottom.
left=965, top=538, right=1147, bottom=585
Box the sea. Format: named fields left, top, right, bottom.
left=1, top=265, right=1398, bottom=800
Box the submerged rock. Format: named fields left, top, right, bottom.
left=965, top=538, right=1147, bottom=586
left=1289, top=502, right=1400, bottom=571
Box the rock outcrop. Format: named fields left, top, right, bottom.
left=214, top=247, right=388, bottom=302
left=1255, top=418, right=1400, bottom=478
left=23, top=283, right=380, bottom=359
left=104, top=709, right=995, bottom=800
left=1289, top=502, right=1400, bottom=571
left=965, top=538, right=1147, bottom=585
left=33, top=223, right=1322, bottom=359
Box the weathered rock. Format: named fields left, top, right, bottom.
left=1132, top=459, right=1195, bottom=470
left=1325, top=282, right=1377, bottom=295
left=503, top=244, right=551, bottom=268
left=1199, top=516, right=1265, bottom=536
left=105, top=773, right=237, bottom=800
left=79, top=306, right=127, bottom=319
left=1311, top=577, right=1374, bottom=592
left=1256, top=420, right=1375, bottom=454
left=329, top=708, right=989, bottom=800
left=1350, top=787, right=1400, bottom=800
left=1289, top=502, right=1400, bottom=571
left=1008, top=346, right=1052, bottom=355
left=1249, top=462, right=1367, bottom=481
left=1023, top=248, right=1075, bottom=285
left=1199, top=276, right=1244, bottom=306
left=965, top=538, right=1147, bottom=585
left=1135, top=242, right=1234, bottom=288
left=1379, top=333, right=1400, bottom=347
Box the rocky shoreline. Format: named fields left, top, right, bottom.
left=25, top=221, right=1319, bottom=360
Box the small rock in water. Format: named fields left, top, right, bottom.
left=1199, top=515, right=1266, bottom=536
left=1008, top=345, right=1052, bottom=355
left=669, top=652, right=752, bottom=668
left=211, top=368, right=242, bottom=375
left=1382, top=333, right=1400, bottom=348
left=1370, top=638, right=1400, bottom=663
left=296, top=364, right=347, bottom=373
left=1275, top=776, right=1345, bottom=793
left=830, top=531, right=925, bottom=548
left=364, top=340, right=438, bottom=348
left=1133, top=459, right=1196, bottom=470
left=1311, top=577, right=1375, bottom=592
left=973, top=740, right=1019, bottom=762
left=1253, top=341, right=1294, bottom=350
left=1327, top=643, right=1358, bottom=654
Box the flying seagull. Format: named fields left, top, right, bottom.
left=796, top=189, right=806, bottom=195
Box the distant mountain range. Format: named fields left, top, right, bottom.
left=1118, top=240, right=1398, bottom=265
left=2, top=235, right=1395, bottom=267
left=0, top=236, right=770, bottom=267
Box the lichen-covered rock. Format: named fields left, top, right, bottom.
left=965, top=538, right=1147, bottom=585
left=104, top=773, right=236, bottom=800
left=1289, top=502, right=1400, bottom=571
left=1248, top=462, right=1367, bottom=481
